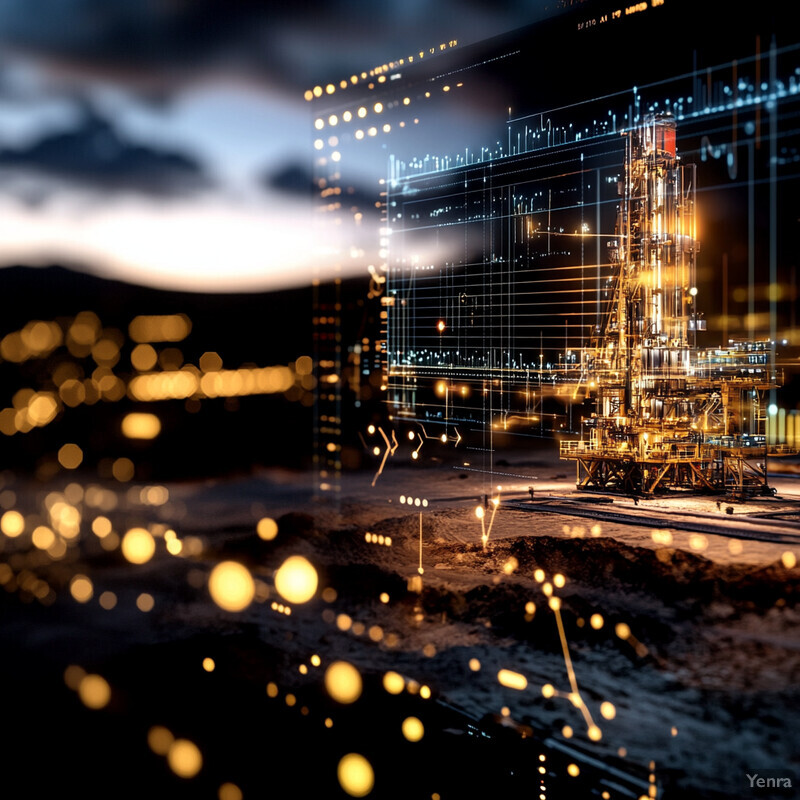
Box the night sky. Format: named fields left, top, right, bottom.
left=0, top=0, right=560, bottom=292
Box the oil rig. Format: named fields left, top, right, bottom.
left=561, top=113, right=793, bottom=498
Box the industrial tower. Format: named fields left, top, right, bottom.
left=561, top=113, right=792, bottom=497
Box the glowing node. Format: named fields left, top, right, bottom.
left=497, top=669, right=527, bottom=691
left=202, top=657, right=215, bottom=673
left=567, top=764, right=580, bottom=777
left=600, top=701, right=616, bottom=720
left=588, top=724, right=602, bottom=741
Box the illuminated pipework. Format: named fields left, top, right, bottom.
left=562, top=114, right=794, bottom=498
left=602, top=113, right=698, bottom=422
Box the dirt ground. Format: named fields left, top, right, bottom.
left=1, top=449, right=798, bottom=799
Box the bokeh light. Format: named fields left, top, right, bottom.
left=57, top=443, right=83, bottom=469
left=1, top=510, right=25, bottom=537
left=70, top=574, right=94, bottom=603
left=401, top=716, right=425, bottom=742
left=274, top=555, right=318, bottom=603
left=78, top=674, right=111, bottom=709
left=167, top=739, right=203, bottom=778
left=324, top=661, right=363, bottom=704
left=208, top=561, right=256, bottom=612
left=218, top=783, right=243, bottom=800
left=382, top=671, right=404, bottom=694
left=337, top=753, right=375, bottom=797
left=256, top=517, right=279, bottom=540
left=136, top=593, right=155, bottom=612
left=148, top=726, right=174, bottom=755
left=121, top=412, right=162, bottom=440
left=121, top=528, right=156, bottom=564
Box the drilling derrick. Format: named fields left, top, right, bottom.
left=561, top=113, right=793, bottom=497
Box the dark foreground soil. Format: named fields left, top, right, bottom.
left=1, top=464, right=799, bottom=799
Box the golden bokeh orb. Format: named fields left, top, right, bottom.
left=274, top=555, right=318, bottom=604
left=337, top=753, right=374, bottom=797
left=208, top=561, right=255, bottom=612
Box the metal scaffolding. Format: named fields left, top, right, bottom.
left=561, top=114, right=794, bottom=498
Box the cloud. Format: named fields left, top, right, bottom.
left=0, top=103, right=209, bottom=197
left=264, top=163, right=314, bottom=195
left=0, top=0, right=555, bottom=92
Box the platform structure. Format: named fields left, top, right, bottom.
left=560, top=114, right=794, bottom=498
